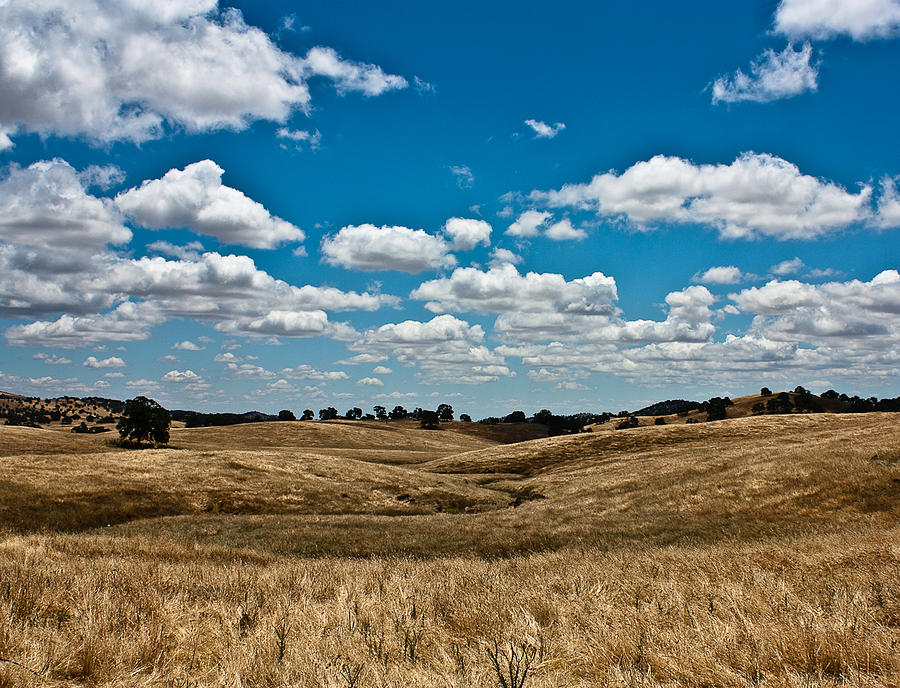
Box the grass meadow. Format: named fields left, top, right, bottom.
left=0, top=412, right=897, bottom=686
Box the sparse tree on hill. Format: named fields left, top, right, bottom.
left=319, top=407, right=339, bottom=420
left=116, top=396, right=170, bottom=446
left=459, top=413, right=471, bottom=422
left=766, top=393, right=793, bottom=414
left=300, top=409, right=314, bottom=421
left=760, top=387, right=772, bottom=397
left=437, top=403, right=454, bottom=421
left=503, top=410, right=526, bottom=423
left=345, top=407, right=362, bottom=420
left=278, top=409, right=296, bottom=421
left=389, top=405, right=408, bottom=420
left=373, top=405, right=387, bottom=420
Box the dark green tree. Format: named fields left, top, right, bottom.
left=116, top=396, right=170, bottom=446
left=436, top=403, right=454, bottom=421
left=419, top=410, right=440, bottom=429
left=319, top=407, right=339, bottom=420
left=373, top=405, right=387, bottom=420
left=300, top=409, right=314, bottom=420
left=389, top=405, right=408, bottom=420
left=278, top=409, right=296, bottom=421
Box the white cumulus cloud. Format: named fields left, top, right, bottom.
left=162, top=370, right=199, bottom=383
left=321, top=224, right=456, bottom=273
left=874, top=176, right=900, bottom=228
left=770, top=257, right=806, bottom=276
left=545, top=218, right=587, bottom=241
left=774, top=0, right=900, bottom=41
left=0, top=160, right=130, bottom=248
left=442, top=217, right=492, bottom=250
left=695, top=266, right=746, bottom=284
left=116, top=160, right=304, bottom=249
left=506, top=210, right=551, bottom=238
left=172, top=340, right=204, bottom=351
left=412, top=263, right=618, bottom=315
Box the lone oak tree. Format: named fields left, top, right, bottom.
left=116, top=396, right=171, bottom=446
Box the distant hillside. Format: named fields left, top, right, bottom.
left=633, top=399, right=701, bottom=416
left=170, top=409, right=279, bottom=427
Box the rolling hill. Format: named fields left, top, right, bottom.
left=0, top=406, right=897, bottom=686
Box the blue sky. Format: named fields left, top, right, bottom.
left=1, top=0, right=899, bottom=417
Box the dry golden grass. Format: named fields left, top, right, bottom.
left=0, top=527, right=896, bottom=687
left=0, top=412, right=898, bottom=686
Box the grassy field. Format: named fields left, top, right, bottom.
left=0, top=414, right=898, bottom=686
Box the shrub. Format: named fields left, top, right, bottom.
left=616, top=416, right=639, bottom=430
left=654, top=417, right=666, bottom=425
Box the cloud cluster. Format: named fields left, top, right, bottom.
left=712, top=43, right=818, bottom=104
left=733, top=271, right=900, bottom=341
left=351, top=315, right=513, bottom=384
left=1, top=166, right=396, bottom=345
left=494, top=285, right=716, bottom=345
left=5, top=301, right=164, bottom=347
left=0, top=1, right=406, bottom=149
left=412, top=263, right=618, bottom=315
left=498, top=271, right=900, bottom=390
left=533, top=152, right=877, bottom=240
